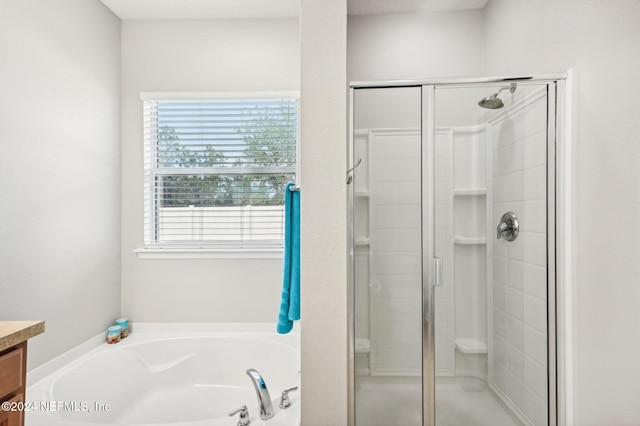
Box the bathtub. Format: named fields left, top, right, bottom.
left=26, top=323, right=300, bottom=426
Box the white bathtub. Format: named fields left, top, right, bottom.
left=26, top=324, right=300, bottom=426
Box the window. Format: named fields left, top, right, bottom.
left=142, top=94, right=298, bottom=250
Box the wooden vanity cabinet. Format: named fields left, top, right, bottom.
left=0, top=342, right=27, bottom=426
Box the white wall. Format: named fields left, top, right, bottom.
left=299, top=0, right=348, bottom=424
left=353, top=87, right=422, bottom=129
left=348, top=11, right=485, bottom=81
left=120, top=19, right=299, bottom=322
left=483, top=1, right=640, bottom=424
left=0, top=0, right=121, bottom=369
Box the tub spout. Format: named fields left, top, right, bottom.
left=246, top=368, right=274, bottom=420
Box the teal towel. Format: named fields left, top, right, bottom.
left=277, top=183, right=301, bottom=334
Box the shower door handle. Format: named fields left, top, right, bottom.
left=434, top=257, right=443, bottom=287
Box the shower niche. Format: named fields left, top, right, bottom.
left=350, top=79, right=559, bottom=426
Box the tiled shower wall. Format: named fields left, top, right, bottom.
left=435, top=129, right=455, bottom=376
left=369, top=130, right=423, bottom=375
left=489, top=89, right=548, bottom=426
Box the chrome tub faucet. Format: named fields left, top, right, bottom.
left=246, top=368, right=274, bottom=420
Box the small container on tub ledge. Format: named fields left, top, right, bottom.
left=107, top=326, right=121, bottom=344
left=116, top=318, right=129, bottom=338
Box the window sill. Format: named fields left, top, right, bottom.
left=134, top=247, right=284, bottom=260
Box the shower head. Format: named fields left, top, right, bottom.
left=478, top=93, right=504, bottom=109
left=478, top=83, right=517, bottom=109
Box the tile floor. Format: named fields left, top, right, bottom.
left=355, top=376, right=523, bottom=426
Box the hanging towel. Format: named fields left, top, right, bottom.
left=277, top=183, right=301, bottom=334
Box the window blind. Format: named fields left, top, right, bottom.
left=143, top=98, right=298, bottom=247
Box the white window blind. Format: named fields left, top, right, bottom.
left=143, top=97, right=298, bottom=248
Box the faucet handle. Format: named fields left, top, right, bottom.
left=229, top=405, right=250, bottom=426
left=279, top=386, right=299, bottom=409
left=496, top=211, right=519, bottom=241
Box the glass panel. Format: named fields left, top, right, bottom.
left=433, top=83, right=550, bottom=426
left=352, top=87, right=423, bottom=426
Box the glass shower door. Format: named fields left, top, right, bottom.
left=352, top=86, right=423, bottom=426
left=431, top=82, right=554, bottom=426
left=350, top=78, right=558, bottom=426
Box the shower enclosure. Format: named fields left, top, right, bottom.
left=348, top=76, right=565, bottom=426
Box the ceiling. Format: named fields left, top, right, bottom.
left=100, top=0, right=490, bottom=20
left=349, top=0, right=489, bottom=16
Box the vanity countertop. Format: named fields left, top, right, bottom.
left=0, top=321, right=45, bottom=352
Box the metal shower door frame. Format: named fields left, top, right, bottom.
left=422, top=84, right=436, bottom=426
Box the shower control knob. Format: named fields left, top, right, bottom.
left=497, top=212, right=519, bottom=241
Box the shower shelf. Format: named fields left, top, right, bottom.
left=355, top=238, right=370, bottom=246
left=355, top=191, right=370, bottom=197
left=453, top=236, right=487, bottom=245
left=355, top=338, right=371, bottom=354
left=455, top=339, right=487, bottom=354
left=453, top=189, right=486, bottom=196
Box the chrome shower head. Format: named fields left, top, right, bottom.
left=478, top=83, right=517, bottom=109
left=478, top=93, right=504, bottom=109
